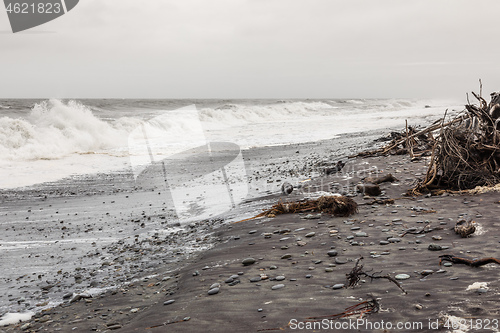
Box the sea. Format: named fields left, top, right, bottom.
left=0, top=98, right=463, bottom=323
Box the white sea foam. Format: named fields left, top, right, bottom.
left=0, top=312, right=34, bottom=326
left=0, top=98, right=462, bottom=188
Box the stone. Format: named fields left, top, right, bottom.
left=387, top=237, right=401, bottom=243
left=208, top=287, right=220, bottom=295
left=327, top=250, right=338, bottom=257
left=275, top=276, right=285, bottom=281
left=335, top=258, right=348, bottom=265
left=163, top=300, right=175, bottom=305
left=420, top=270, right=434, bottom=276
left=242, top=258, right=256, bottom=265
left=305, top=232, right=316, bottom=238
left=250, top=277, right=261, bottom=282
left=428, top=244, right=442, bottom=251
left=332, top=284, right=344, bottom=289
left=281, top=254, right=292, bottom=259
left=271, top=284, right=285, bottom=290
left=355, top=232, right=368, bottom=237
left=395, top=274, right=410, bottom=280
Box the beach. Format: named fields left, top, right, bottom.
left=3, top=99, right=499, bottom=332
left=2, top=151, right=500, bottom=332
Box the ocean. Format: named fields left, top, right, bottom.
left=0, top=98, right=463, bottom=321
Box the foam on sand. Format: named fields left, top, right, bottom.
left=0, top=312, right=34, bottom=326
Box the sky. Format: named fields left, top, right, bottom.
left=1, top=0, right=500, bottom=99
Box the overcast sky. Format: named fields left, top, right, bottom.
left=1, top=0, right=499, bottom=99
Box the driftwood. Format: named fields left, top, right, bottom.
left=410, top=85, right=500, bottom=194
left=350, top=117, right=465, bottom=159
left=346, top=257, right=407, bottom=294
left=233, top=196, right=357, bottom=223
left=258, top=297, right=379, bottom=331
left=400, top=225, right=443, bottom=237
left=439, top=255, right=500, bottom=267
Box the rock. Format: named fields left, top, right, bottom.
left=271, top=284, right=285, bottom=290
left=281, top=254, right=292, bottom=259
left=415, top=304, right=423, bottom=310
left=281, top=182, right=294, bottom=195
left=250, top=277, right=261, bottom=282
left=327, top=250, right=338, bottom=257
left=242, top=258, right=256, bottom=266
left=275, top=276, right=285, bottom=281
left=305, top=232, right=316, bottom=238
left=395, top=274, right=410, bottom=280
left=420, top=270, right=434, bottom=276
left=163, top=300, right=175, bottom=305
left=356, top=184, right=382, bottom=196
left=387, top=237, right=401, bottom=243
left=335, top=258, right=348, bottom=265
left=355, top=232, right=368, bottom=237
left=379, top=240, right=389, bottom=245
left=303, top=214, right=320, bottom=220
left=210, top=283, right=221, bottom=289
left=428, top=244, right=442, bottom=251
left=107, top=324, right=123, bottom=330
left=20, top=323, right=32, bottom=331
left=332, top=283, right=344, bottom=289
left=208, top=287, right=220, bottom=295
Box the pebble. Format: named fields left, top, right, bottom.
left=327, top=250, right=338, bottom=257
left=335, top=258, right=348, bottom=264
left=395, top=274, right=410, bottom=280
left=208, top=287, right=220, bottom=295
left=210, top=283, right=221, bottom=289
left=325, top=268, right=334, bottom=272
left=250, top=277, right=261, bottom=282
left=258, top=308, right=263, bottom=312
left=275, top=276, right=286, bottom=281
left=388, top=237, right=401, bottom=243
left=270, top=265, right=278, bottom=270
left=428, top=244, right=442, bottom=251
left=281, top=254, right=292, bottom=259
left=271, top=284, right=285, bottom=290
left=432, top=236, right=442, bottom=241
left=249, top=230, right=257, bottom=234
left=443, top=262, right=452, bottom=267
left=305, top=232, right=316, bottom=238
left=379, top=240, right=389, bottom=245
left=420, top=270, right=434, bottom=276
left=332, top=283, right=344, bottom=289
left=305, top=274, right=312, bottom=278
left=242, top=258, right=256, bottom=265
left=295, top=227, right=306, bottom=232
left=355, top=232, right=367, bottom=237
left=415, top=304, right=423, bottom=310
left=163, top=300, right=175, bottom=305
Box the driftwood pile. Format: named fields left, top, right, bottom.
left=353, top=85, right=500, bottom=194
left=411, top=89, right=500, bottom=194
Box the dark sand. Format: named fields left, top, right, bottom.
left=3, top=153, right=500, bottom=333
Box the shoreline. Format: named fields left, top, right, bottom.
left=3, top=153, right=500, bottom=332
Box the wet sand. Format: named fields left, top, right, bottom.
left=3, top=153, right=500, bottom=332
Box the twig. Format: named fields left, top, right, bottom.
left=346, top=257, right=407, bottom=294
left=439, top=255, right=500, bottom=267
